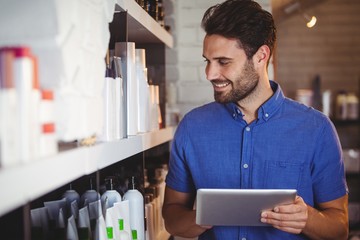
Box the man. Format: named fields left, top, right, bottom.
left=162, top=0, right=349, bottom=239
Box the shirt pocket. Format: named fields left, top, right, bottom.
left=265, top=161, right=304, bottom=189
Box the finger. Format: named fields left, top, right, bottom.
left=273, top=203, right=304, bottom=214
left=261, top=211, right=307, bottom=222
left=261, top=216, right=306, bottom=228
left=295, top=195, right=304, bottom=202
left=200, top=225, right=213, bottom=229
left=273, top=225, right=302, bottom=234
left=261, top=216, right=306, bottom=230
left=271, top=195, right=306, bottom=213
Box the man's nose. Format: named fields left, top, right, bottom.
left=205, top=63, right=220, bottom=80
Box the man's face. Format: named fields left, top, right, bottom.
left=203, top=34, right=260, bottom=103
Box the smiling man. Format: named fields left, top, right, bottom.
left=162, top=0, right=349, bottom=239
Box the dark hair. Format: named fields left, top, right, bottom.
left=201, top=0, right=276, bottom=60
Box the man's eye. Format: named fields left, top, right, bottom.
left=218, top=59, right=229, bottom=65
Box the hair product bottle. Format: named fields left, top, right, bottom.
left=62, top=183, right=80, bottom=219
left=81, top=178, right=100, bottom=207
left=123, top=176, right=145, bottom=240
left=101, top=178, right=122, bottom=213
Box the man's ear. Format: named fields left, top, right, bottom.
left=253, top=45, right=270, bottom=66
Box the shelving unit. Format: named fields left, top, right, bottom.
left=0, top=127, right=174, bottom=217
left=0, top=1, right=174, bottom=239
left=115, top=0, right=173, bottom=48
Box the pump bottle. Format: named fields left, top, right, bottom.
left=123, top=176, right=145, bottom=240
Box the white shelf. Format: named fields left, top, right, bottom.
left=115, top=0, right=173, bottom=48
left=0, top=127, right=174, bottom=217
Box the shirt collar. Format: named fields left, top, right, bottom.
left=258, top=80, right=285, bottom=121
left=224, top=80, right=285, bottom=122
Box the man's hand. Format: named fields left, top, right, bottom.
left=260, top=196, right=308, bottom=234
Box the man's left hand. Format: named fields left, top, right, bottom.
left=260, top=195, right=308, bottom=234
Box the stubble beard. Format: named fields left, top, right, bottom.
left=214, top=60, right=260, bottom=104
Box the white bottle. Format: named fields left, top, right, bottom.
left=81, top=178, right=100, bottom=208
left=12, top=47, right=40, bottom=163
left=101, top=60, right=116, bottom=142
left=135, top=49, right=151, bottom=133
left=149, top=85, right=160, bottom=131
left=146, top=186, right=160, bottom=237
left=106, top=208, right=115, bottom=240
left=63, top=184, right=80, bottom=205
left=62, top=183, right=80, bottom=218
left=346, top=93, right=359, bottom=120
left=0, top=49, right=20, bottom=168
left=123, top=176, right=145, bottom=240
left=115, top=42, right=138, bottom=136
left=322, top=90, right=332, bottom=117
left=336, top=91, right=348, bottom=120
left=113, top=56, right=124, bottom=140
left=144, top=194, right=155, bottom=240
left=101, top=178, right=122, bottom=210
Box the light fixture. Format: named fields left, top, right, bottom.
left=304, top=14, right=317, bottom=28
left=284, top=1, right=317, bottom=28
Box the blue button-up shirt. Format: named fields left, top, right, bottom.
left=165, top=81, right=347, bottom=240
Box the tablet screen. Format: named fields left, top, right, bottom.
left=195, top=188, right=297, bottom=226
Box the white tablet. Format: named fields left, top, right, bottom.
left=195, top=188, right=297, bottom=226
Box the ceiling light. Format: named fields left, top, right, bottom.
left=284, top=1, right=317, bottom=28
left=305, top=15, right=317, bottom=28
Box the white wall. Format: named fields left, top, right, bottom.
left=165, top=0, right=272, bottom=119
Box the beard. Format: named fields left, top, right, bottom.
left=213, top=60, right=260, bottom=103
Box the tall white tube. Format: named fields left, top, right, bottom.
left=123, top=176, right=145, bottom=240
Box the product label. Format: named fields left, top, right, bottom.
left=106, top=227, right=113, bottom=239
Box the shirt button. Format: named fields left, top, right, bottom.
left=233, top=113, right=236, bottom=118
left=245, top=127, right=250, bottom=131
left=265, top=113, right=269, bottom=117
left=243, top=164, right=249, bottom=169
left=242, top=238, right=247, bottom=240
